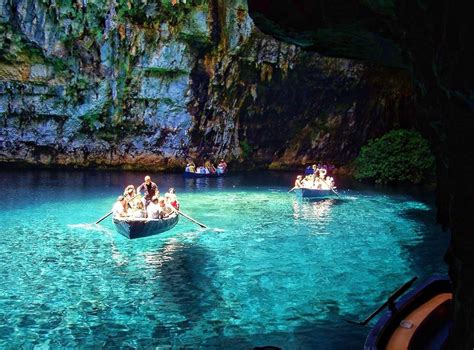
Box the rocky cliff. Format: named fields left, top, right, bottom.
left=0, top=0, right=415, bottom=170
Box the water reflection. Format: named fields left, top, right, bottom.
left=292, top=198, right=337, bottom=221
left=183, top=176, right=226, bottom=191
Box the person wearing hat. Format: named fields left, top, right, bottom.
left=294, top=175, right=303, bottom=189
left=112, top=195, right=128, bottom=218
left=123, top=185, right=139, bottom=209
left=137, top=175, right=159, bottom=207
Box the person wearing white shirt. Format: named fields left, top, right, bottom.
left=147, top=196, right=161, bottom=219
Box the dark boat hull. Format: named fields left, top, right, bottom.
left=183, top=171, right=225, bottom=178
left=112, top=213, right=179, bottom=239
left=365, top=275, right=452, bottom=350
left=294, top=188, right=334, bottom=199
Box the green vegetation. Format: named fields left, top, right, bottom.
left=0, top=23, right=45, bottom=63
left=240, top=139, right=253, bottom=159
left=354, top=129, right=435, bottom=184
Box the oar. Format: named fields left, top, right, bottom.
left=95, top=211, right=114, bottom=225
left=95, top=193, right=140, bottom=225
left=288, top=187, right=297, bottom=193
left=320, top=178, right=340, bottom=197
left=347, top=276, right=418, bottom=326
left=172, top=207, right=208, bottom=228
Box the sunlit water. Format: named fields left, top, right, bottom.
left=0, top=169, right=448, bottom=349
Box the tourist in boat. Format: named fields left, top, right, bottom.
left=123, top=185, right=139, bottom=209
left=132, top=201, right=146, bottom=219
left=158, top=197, right=173, bottom=218
left=137, top=175, right=158, bottom=207
left=326, top=176, right=335, bottom=189
left=146, top=196, right=161, bottom=219
left=318, top=168, right=330, bottom=190
left=294, top=175, right=303, bottom=188
left=112, top=195, right=128, bottom=218
left=208, top=162, right=217, bottom=174
left=185, top=161, right=196, bottom=173
left=302, top=175, right=313, bottom=188
left=217, top=159, right=227, bottom=174
left=166, top=187, right=180, bottom=209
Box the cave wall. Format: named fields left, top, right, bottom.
left=0, top=0, right=415, bottom=170
left=247, top=1, right=474, bottom=348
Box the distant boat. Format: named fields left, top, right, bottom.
left=112, top=213, right=179, bottom=239
left=182, top=171, right=226, bottom=178
left=294, top=188, right=335, bottom=199
left=364, top=275, right=452, bottom=350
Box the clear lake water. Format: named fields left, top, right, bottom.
left=0, top=169, right=449, bottom=349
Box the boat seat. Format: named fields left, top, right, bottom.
left=386, top=293, right=452, bottom=350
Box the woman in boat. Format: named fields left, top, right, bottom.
left=112, top=195, right=128, bottom=218
left=123, top=185, right=139, bottom=209
left=166, top=188, right=180, bottom=210
left=131, top=201, right=147, bottom=218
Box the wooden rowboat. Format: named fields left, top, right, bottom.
left=294, top=188, right=335, bottom=199
left=364, top=275, right=452, bottom=350
left=112, top=212, right=179, bottom=239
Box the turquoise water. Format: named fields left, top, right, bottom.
left=0, top=169, right=448, bottom=349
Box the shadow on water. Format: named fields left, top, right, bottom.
left=397, top=206, right=449, bottom=277
left=135, top=238, right=253, bottom=346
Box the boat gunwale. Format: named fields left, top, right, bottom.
left=364, top=275, right=452, bottom=349
left=112, top=213, right=178, bottom=223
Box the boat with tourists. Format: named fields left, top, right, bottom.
left=112, top=213, right=179, bottom=239
left=95, top=175, right=208, bottom=239
left=363, top=275, right=452, bottom=350
left=291, top=164, right=339, bottom=199
left=183, top=159, right=227, bottom=178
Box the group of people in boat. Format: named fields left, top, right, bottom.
left=112, top=175, right=180, bottom=220
left=294, top=164, right=336, bottom=190
left=185, top=159, right=227, bottom=175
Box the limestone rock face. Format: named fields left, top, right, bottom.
left=1, top=0, right=414, bottom=171
left=248, top=0, right=474, bottom=347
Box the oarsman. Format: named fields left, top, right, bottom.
left=136, top=175, right=158, bottom=207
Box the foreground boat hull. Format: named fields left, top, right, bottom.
left=294, top=188, right=334, bottom=199
left=365, top=275, right=452, bottom=350
left=113, top=213, right=179, bottom=239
